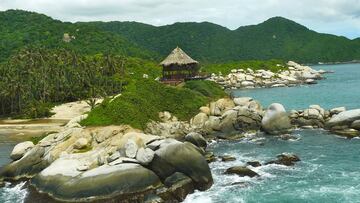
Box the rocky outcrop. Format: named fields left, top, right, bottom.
left=10, top=141, right=34, bottom=161
left=145, top=111, right=193, bottom=140
left=290, top=105, right=329, bottom=128
left=262, top=103, right=291, bottom=135
left=325, top=109, right=360, bottom=138
left=209, top=61, right=327, bottom=90
left=1, top=124, right=213, bottom=202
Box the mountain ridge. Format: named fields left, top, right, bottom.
left=1, top=9, right=360, bottom=63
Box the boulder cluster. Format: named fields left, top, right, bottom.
left=209, top=61, right=328, bottom=89
left=291, top=105, right=360, bottom=138
left=2, top=120, right=212, bottom=202
left=3, top=95, right=359, bottom=202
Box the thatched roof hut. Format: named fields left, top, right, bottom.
left=160, top=47, right=198, bottom=67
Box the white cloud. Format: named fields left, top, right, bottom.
left=1, top=0, right=360, bottom=38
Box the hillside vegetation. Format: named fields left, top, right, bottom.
left=92, top=17, right=360, bottom=63
left=0, top=47, right=160, bottom=118
left=81, top=80, right=226, bottom=129
left=0, top=9, right=156, bottom=62
left=1, top=10, right=360, bottom=64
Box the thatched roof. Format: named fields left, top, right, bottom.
left=160, top=47, right=198, bottom=66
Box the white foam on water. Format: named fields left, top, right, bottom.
left=184, top=193, right=213, bottom=203
left=1, top=181, right=28, bottom=203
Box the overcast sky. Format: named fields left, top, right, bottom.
left=1, top=0, right=360, bottom=39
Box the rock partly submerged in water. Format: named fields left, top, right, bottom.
left=266, top=153, right=300, bottom=166
left=219, top=155, right=236, bottom=162
left=224, top=166, right=259, bottom=177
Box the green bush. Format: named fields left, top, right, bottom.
left=81, top=79, right=211, bottom=129
left=183, top=80, right=226, bottom=99
left=22, top=101, right=54, bottom=119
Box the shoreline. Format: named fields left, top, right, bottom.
left=306, top=60, right=360, bottom=66
left=1, top=63, right=359, bottom=202
left=208, top=61, right=329, bottom=90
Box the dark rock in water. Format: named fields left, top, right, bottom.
left=332, top=128, right=360, bottom=139
left=266, top=153, right=300, bottom=166
left=204, top=151, right=216, bottom=163
left=185, top=132, right=207, bottom=149
left=159, top=172, right=195, bottom=202
left=279, top=134, right=299, bottom=141
left=246, top=161, right=262, bottom=167
left=224, top=166, right=259, bottom=177
left=219, top=155, right=236, bottom=162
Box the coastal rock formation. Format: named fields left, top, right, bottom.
left=185, top=132, right=207, bottom=149
left=209, top=61, right=327, bottom=90
left=325, top=109, right=360, bottom=138
left=326, top=109, right=360, bottom=128
left=145, top=113, right=192, bottom=139
left=10, top=141, right=34, bottom=161
left=32, top=162, right=162, bottom=202
left=290, top=105, right=329, bottom=128
left=262, top=103, right=291, bottom=135
left=1, top=124, right=213, bottom=202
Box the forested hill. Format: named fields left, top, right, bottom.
left=1, top=9, right=360, bottom=63
left=91, top=17, right=360, bottom=63
left=0, top=10, right=157, bottom=62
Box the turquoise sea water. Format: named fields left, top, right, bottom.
left=1, top=64, right=360, bottom=203
left=233, top=63, right=360, bottom=110
left=185, top=63, right=360, bottom=203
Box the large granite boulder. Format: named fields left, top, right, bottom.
left=262, top=103, right=292, bottom=135
left=219, top=110, right=238, bottom=132
left=326, top=109, right=360, bottom=128
left=203, top=116, right=221, bottom=132
left=210, top=98, right=235, bottom=116
left=185, top=132, right=207, bottom=149
left=235, top=107, right=262, bottom=131
left=10, top=141, right=34, bottom=161
left=191, top=112, right=209, bottom=128
left=1, top=146, right=47, bottom=178
left=31, top=162, right=161, bottom=202
left=148, top=139, right=213, bottom=191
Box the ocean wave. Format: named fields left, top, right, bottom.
left=0, top=181, right=28, bottom=203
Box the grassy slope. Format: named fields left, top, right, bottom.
left=81, top=80, right=225, bottom=129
